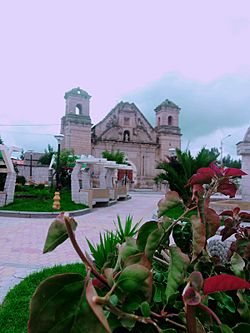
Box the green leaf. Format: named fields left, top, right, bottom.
left=220, top=324, right=234, bottom=333
left=122, top=294, right=142, bottom=312
left=120, top=317, right=136, bottom=330
left=28, top=273, right=106, bottom=333
left=136, top=221, right=158, bottom=252
left=145, top=228, right=163, bottom=260
left=165, top=246, right=190, bottom=304
left=140, top=301, right=151, bottom=317
left=191, top=215, right=205, bottom=261
left=233, top=323, right=250, bottom=333
left=208, top=292, right=236, bottom=313
left=237, top=291, right=250, bottom=323
left=109, top=294, right=119, bottom=306
left=158, top=191, right=183, bottom=217
left=117, top=264, right=150, bottom=293
left=43, top=215, right=77, bottom=253
left=230, top=253, right=245, bottom=279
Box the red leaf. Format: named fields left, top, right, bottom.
left=203, top=274, right=250, bottom=295
left=206, top=208, right=220, bottom=238
left=183, top=286, right=201, bottom=305
left=223, top=168, right=247, bottom=177
left=217, top=181, right=237, bottom=197
left=239, top=212, right=250, bottom=221
left=220, top=210, right=234, bottom=217
left=209, top=162, right=223, bottom=177
left=188, top=173, right=213, bottom=186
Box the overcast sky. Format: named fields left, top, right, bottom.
left=0, top=0, right=250, bottom=158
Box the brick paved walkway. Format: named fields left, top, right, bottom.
left=0, top=191, right=163, bottom=302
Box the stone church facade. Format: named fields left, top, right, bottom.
left=60, top=87, right=181, bottom=187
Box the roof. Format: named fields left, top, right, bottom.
left=154, top=99, right=180, bottom=111
left=64, top=87, right=91, bottom=100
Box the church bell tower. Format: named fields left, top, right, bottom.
left=155, top=99, right=181, bottom=161
left=60, top=87, right=92, bottom=156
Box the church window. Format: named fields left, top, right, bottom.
left=123, top=130, right=130, bottom=142
left=124, top=117, right=130, bottom=126
left=168, top=116, right=173, bottom=126
left=75, top=104, right=82, bottom=115
left=158, top=117, right=161, bottom=126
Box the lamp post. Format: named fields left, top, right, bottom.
left=53, top=134, right=64, bottom=210
left=54, top=134, right=64, bottom=190
left=28, top=150, right=33, bottom=184
left=220, top=134, right=231, bottom=166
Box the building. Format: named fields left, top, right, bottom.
left=60, top=87, right=181, bottom=187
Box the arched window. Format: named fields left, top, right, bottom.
left=123, top=130, right=130, bottom=142
left=158, top=117, right=161, bottom=126
left=168, top=116, right=173, bottom=126
left=75, top=104, right=82, bottom=115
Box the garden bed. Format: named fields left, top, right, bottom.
left=0, top=187, right=87, bottom=212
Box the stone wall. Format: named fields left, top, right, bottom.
left=17, top=165, right=49, bottom=184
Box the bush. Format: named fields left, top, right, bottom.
left=27, top=163, right=250, bottom=332
left=35, top=183, right=45, bottom=190
left=16, top=175, right=26, bottom=186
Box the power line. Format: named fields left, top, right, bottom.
left=0, top=124, right=60, bottom=127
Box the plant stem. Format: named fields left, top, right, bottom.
left=64, top=218, right=109, bottom=288
left=186, top=305, right=197, bottom=333
left=165, top=318, right=186, bottom=331
left=198, top=303, right=222, bottom=325
left=165, top=205, right=197, bottom=235
left=95, top=297, right=162, bottom=332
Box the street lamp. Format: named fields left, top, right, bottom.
left=220, top=134, right=231, bottom=166
left=53, top=134, right=64, bottom=210
left=27, top=150, right=33, bottom=184
left=54, top=134, right=64, bottom=190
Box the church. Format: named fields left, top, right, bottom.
left=60, top=87, right=182, bottom=187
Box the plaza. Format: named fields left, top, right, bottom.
left=0, top=190, right=163, bottom=302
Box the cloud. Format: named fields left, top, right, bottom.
left=122, top=73, right=250, bottom=157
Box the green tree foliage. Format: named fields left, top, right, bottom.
left=0, top=136, right=3, bottom=144
left=56, top=149, right=77, bottom=188
left=155, top=147, right=219, bottom=203
left=102, top=150, right=126, bottom=164
left=38, top=144, right=55, bottom=165
left=222, top=154, right=241, bottom=169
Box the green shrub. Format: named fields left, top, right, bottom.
left=16, top=175, right=26, bottom=186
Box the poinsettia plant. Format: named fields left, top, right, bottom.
left=28, top=163, right=250, bottom=332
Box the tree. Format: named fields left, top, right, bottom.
left=155, top=147, right=219, bottom=203
left=102, top=150, right=126, bottom=164
left=222, top=154, right=241, bottom=169
left=55, top=149, right=77, bottom=188
left=38, top=144, right=54, bottom=165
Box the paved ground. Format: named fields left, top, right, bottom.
left=0, top=191, right=163, bottom=302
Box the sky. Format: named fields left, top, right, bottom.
left=0, top=0, right=250, bottom=159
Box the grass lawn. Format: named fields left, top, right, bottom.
left=0, top=187, right=87, bottom=212
left=0, top=263, right=86, bottom=333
